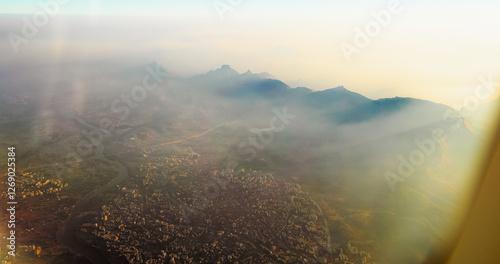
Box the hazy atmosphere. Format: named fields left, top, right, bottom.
left=1, top=1, right=499, bottom=264
left=2, top=0, right=500, bottom=104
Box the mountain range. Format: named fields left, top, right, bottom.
left=0, top=63, right=482, bottom=264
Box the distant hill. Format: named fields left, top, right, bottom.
left=177, top=65, right=451, bottom=127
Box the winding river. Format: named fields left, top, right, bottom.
left=57, top=118, right=131, bottom=264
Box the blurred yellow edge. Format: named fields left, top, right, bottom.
left=440, top=82, right=500, bottom=264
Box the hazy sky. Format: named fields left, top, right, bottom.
left=1, top=0, right=499, bottom=105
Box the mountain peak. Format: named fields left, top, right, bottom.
left=205, top=64, right=239, bottom=77
left=257, top=72, right=275, bottom=79
left=332, top=85, right=346, bottom=91
left=215, top=64, right=238, bottom=73
left=211, top=64, right=238, bottom=74
left=215, top=64, right=239, bottom=75
left=322, top=86, right=356, bottom=95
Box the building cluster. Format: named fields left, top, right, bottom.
left=80, top=154, right=335, bottom=263
left=333, top=242, right=374, bottom=264
left=16, top=171, right=67, bottom=198
left=0, top=170, right=70, bottom=261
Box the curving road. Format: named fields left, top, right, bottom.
left=162, top=121, right=237, bottom=146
